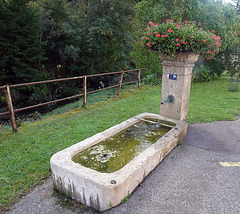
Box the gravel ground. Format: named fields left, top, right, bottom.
left=5, top=118, right=240, bottom=214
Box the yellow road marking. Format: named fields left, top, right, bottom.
left=219, top=162, right=240, bottom=167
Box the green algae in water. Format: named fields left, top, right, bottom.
left=72, top=119, right=174, bottom=173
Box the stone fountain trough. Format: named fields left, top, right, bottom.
left=50, top=112, right=187, bottom=211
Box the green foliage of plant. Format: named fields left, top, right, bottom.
left=0, top=0, right=47, bottom=84
left=135, top=0, right=237, bottom=51
left=192, top=65, right=219, bottom=82
left=134, top=0, right=201, bottom=26
left=204, top=52, right=226, bottom=77
left=85, top=0, right=136, bottom=72
left=133, top=0, right=240, bottom=77
left=0, top=77, right=240, bottom=211
left=198, top=3, right=240, bottom=76
left=224, top=46, right=240, bottom=81
left=143, top=73, right=162, bottom=85
left=121, top=195, right=131, bottom=204
left=35, top=0, right=82, bottom=76
left=130, top=40, right=162, bottom=82
left=139, top=20, right=221, bottom=58
left=33, top=0, right=136, bottom=77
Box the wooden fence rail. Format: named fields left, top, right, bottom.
left=0, top=68, right=146, bottom=132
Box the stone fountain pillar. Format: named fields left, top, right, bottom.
left=159, top=52, right=199, bottom=121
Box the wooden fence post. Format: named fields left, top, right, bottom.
left=117, top=71, right=124, bottom=97
left=83, top=76, right=87, bottom=107
left=4, top=85, right=18, bottom=132
left=138, top=69, right=141, bottom=89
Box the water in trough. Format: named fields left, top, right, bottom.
left=72, top=118, right=175, bottom=173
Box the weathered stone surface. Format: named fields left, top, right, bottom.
left=159, top=52, right=199, bottom=121
left=50, top=113, right=187, bottom=211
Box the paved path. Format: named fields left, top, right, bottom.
left=5, top=119, right=240, bottom=214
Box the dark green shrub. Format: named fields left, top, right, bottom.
left=192, top=65, right=219, bottom=82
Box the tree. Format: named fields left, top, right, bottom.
left=81, top=0, right=136, bottom=75
left=36, top=0, right=81, bottom=78
left=0, top=0, right=46, bottom=85
left=35, top=0, right=136, bottom=78
left=227, top=0, right=240, bottom=15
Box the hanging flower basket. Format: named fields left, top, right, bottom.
left=139, top=20, right=222, bottom=60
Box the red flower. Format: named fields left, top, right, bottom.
left=147, top=43, right=151, bottom=47
left=176, top=43, right=181, bottom=47
left=176, top=24, right=180, bottom=28
left=156, top=34, right=160, bottom=37
left=207, top=50, right=210, bottom=54
left=203, top=39, right=206, bottom=43
left=145, top=37, right=148, bottom=40
left=149, top=21, right=154, bottom=26
left=234, top=31, right=238, bottom=35
left=182, top=41, right=187, bottom=45
left=168, top=28, right=173, bottom=33
left=147, top=33, right=151, bottom=36
left=139, top=41, right=142, bottom=45
left=176, top=38, right=179, bottom=41
left=185, top=20, right=189, bottom=24
left=216, top=41, right=219, bottom=45
left=149, top=22, right=158, bottom=27
left=166, top=19, right=169, bottom=22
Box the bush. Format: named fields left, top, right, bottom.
left=139, top=20, right=221, bottom=59
left=143, top=72, right=162, bottom=85
left=192, top=65, right=219, bottom=82
left=130, top=43, right=162, bottom=85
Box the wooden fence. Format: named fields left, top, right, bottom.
left=0, top=68, right=146, bottom=132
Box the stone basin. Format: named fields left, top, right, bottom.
left=50, top=112, right=188, bottom=211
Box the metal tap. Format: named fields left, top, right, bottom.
left=161, top=95, right=175, bottom=104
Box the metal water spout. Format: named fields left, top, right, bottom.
left=161, top=95, right=175, bottom=105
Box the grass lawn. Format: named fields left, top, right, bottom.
left=0, top=76, right=239, bottom=211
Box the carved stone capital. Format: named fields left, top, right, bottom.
left=159, top=52, right=199, bottom=68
